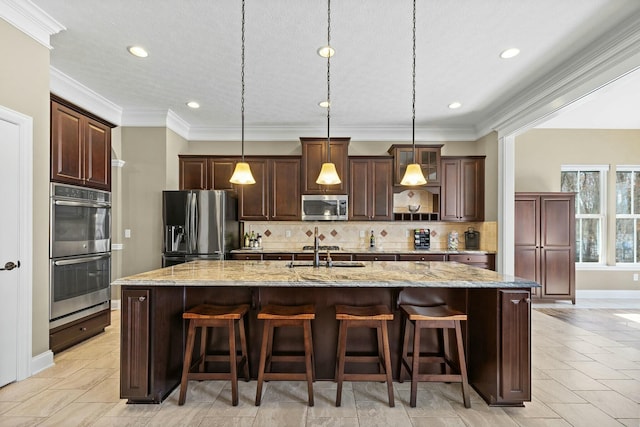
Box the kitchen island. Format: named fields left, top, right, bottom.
left=114, top=260, right=537, bottom=407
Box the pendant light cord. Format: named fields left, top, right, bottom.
left=412, top=0, right=416, bottom=160
left=241, top=0, right=246, bottom=162
left=326, top=0, right=331, bottom=163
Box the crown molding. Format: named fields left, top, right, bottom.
left=166, top=110, right=190, bottom=140
left=0, top=0, right=65, bottom=48
left=50, top=67, right=122, bottom=125
left=479, top=10, right=640, bottom=138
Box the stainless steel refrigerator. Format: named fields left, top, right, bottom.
left=162, top=190, right=240, bottom=267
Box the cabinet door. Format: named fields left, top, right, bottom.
left=348, top=159, right=370, bottom=220
left=459, top=158, right=484, bottom=221
left=208, top=158, right=237, bottom=190
left=499, top=290, right=531, bottom=403
left=270, top=158, right=301, bottom=220
left=370, top=158, right=393, bottom=220
left=398, top=254, right=446, bottom=261
left=515, top=196, right=541, bottom=295
left=301, top=138, right=349, bottom=194
left=51, top=101, right=84, bottom=185
left=540, top=195, right=575, bottom=299
left=417, top=147, right=441, bottom=184
left=440, top=158, right=461, bottom=221
left=121, top=289, right=150, bottom=399
left=83, top=118, right=111, bottom=190
left=179, top=157, right=208, bottom=190
left=238, top=159, right=269, bottom=220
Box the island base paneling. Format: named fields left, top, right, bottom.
left=120, top=285, right=531, bottom=407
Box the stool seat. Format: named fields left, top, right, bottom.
left=335, top=304, right=395, bottom=407
left=335, top=304, right=393, bottom=321
left=255, top=304, right=316, bottom=406
left=401, top=305, right=467, bottom=321
left=179, top=303, right=250, bottom=406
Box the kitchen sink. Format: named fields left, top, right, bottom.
left=287, top=261, right=365, bottom=268
left=301, top=245, right=341, bottom=251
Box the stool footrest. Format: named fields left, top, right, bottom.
left=344, top=355, right=383, bottom=363
left=342, top=373, right=389, bottom=382
left=415, top=374, right=464, bottom=383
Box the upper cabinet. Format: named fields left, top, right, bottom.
left=349, top=157, right=393, bottom=221
left=178, top=156, right=238, bottom=190
left=300, top=137, right=349, bottom=195
left=440, top=156, right=485, bottom=222
left=51, top=97, right=114, bottom=191
left=387, top=144, right=442, bottom=187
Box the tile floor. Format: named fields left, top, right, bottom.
left=0, top=300, right=638, bottom=426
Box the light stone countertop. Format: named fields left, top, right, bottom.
left=231, top=248, right=495, bottom=254
left=112, top=260, right=537, bottom=289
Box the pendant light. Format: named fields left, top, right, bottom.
left=316, top=0, right=341, bottom=186
left=400, top=0, right=427, bottom=186
left=230, top=0, right=256, bottom=185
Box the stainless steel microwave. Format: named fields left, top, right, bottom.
left=301, top=194, right=348, bottom=221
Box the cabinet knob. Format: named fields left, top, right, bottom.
left=420, top=257, right=425, bottom=261
left=80, top=327, right=87, bottom=331
left=138, top=296, right=146, bottom=302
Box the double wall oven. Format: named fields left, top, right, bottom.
left=49, top=183, right=111, bottom=328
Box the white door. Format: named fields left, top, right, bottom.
left=0, top=116, right=21, bottom=387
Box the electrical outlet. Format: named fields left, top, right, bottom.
left=359, top=230, right=365, bottom=238
left=634, top=273, right=639, bottom=281
left=405, top=229, right=410, bottom=238
left=124, top=229, right=131, bottom=238
left=285, top=230, right=291, bottom=238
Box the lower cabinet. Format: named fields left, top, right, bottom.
left=449, top=253, right=495, bottom=270
left=120, top=287, right=184, bottom=403
left=468, top=289, right=531, bottom=406
left=49, top=308, right=110, bottom=354
left=397, top=253, right=446, bottom=261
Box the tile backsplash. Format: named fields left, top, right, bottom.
left=242, top=221, right=497, bottom=252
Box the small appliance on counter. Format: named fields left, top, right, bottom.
left=448, top=231, right=459, bottom=250
left=413, top=229, right=430, bottom=250
left=464, top=227, right=480, bottom=250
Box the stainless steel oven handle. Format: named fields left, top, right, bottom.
left=53, top=255, right=110, bottom=266
left=54, top=200, right=111, bottom=208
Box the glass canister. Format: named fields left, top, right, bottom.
left=448, top=231, right=459, bottom=250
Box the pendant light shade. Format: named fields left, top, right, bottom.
left=400, top=0, right=427, bottom=187
left=315, top=0, right=341, bottom=186
left=230, top=0, right=255, bottom=185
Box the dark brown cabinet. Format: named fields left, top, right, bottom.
left=515, top=193, right=575, bottom=303
left=449, top=253, right=495, bottom=270
left=300, top=137, right=349, bottom=194
left=397, top=253, right=446, bottom=261
left=51, top=97, right=113, bottom=191
left=348, top=157, right=393, bottom=220
left=387, top=144, right=442, bottom=186
left=441, top=156, right=485, bottom=222
left=179, top=156, right=238, bottom=190
left=49, top=308, right=110, bottom=354
left=238, top=157, right=301, bottom=221
left=468, top=288, right=531, bottom=406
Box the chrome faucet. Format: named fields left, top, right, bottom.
left=313, top=226, right=320, bottom=268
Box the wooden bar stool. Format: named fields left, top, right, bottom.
left=179, top=304, right=250, bottom=406
left=399, top=304, right=470, bottom=408
left=255, top=304, right=316, bottom=406
left=335, top=304, right=394, bottom=407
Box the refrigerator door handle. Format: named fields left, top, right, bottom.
left=185, top=192, right=191, bottom=252
left=190, top=192, right=198, bottom=252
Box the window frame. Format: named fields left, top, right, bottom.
left=615, top=165, right=640, bottom=265
left=561, top=164, right=609, bottom=266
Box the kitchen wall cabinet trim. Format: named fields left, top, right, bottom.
left=440, top=156, right=485, bottom=222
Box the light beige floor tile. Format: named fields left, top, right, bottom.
left=598, top=379, right=640, bottom=403
left=198, top=416, right=255, bottom=427
left=452, top=403, right=519, bottom=427
left=0, top=401, right=19, bottom=415
left=609, top=346, right=640, bottom=362
left=355, top=400, right=412, bottom=427
left=47, top=367, right=115, bottom=390
left=253, top=401, right=307, bottom=427
left=541, top=369, right=611, bottom=390
left=304, top=417, right=359, bottom=427
left=566, top=361, right=632, bottom=380
left=307, top=387, right=357, bottom=418
left=588, top=352, right=640, bottom=370
left=417, top=382, right=485, bottom=405
left=531, top=352, right=573, bottom=371
left=352, top=381, right=396, bottom=405
left=0, top=378, right=59, bottom=402
left=561, top=340, right=614, bottom=354
left=409, top=417, right=466, bottom=427
left=37, top=402, right=116, bottom=427
left=91, top=416, right=151, bottom=427
left=575, top=390, right=640, bottom=419
left=532, top=368, right=552, bottom=380
left=4, top=389, right=85, bottom=417
left=618, top=419, right=640, bottom=427
left=165, top=380, right=226, bottom=404
left=538, top=346, right=595, bottom=362
left=531, top=380, right=586, bottom=404
left=146, top=401, right=211, bottom=427
left=395, top=388, right=457, bottom=418
left=0, top=415, right=44, bottom=426
left=503, top=398, right=562, bottom=419
left=104, top=400, right=161, bottom=418
left=32, top=358, right=90, bottom=379
left=511, top=419, right=572, bottom=427
left=578, top=334, right=625, bottom=348
left=620, top=370, right=640, bottom=381
left=204, top=381, right=259, bottom=417
left=546, top=403, right=623, bottom=427
left=76, top=378, right=121, bottom=403
left=259, top=381, right=314, bottom=405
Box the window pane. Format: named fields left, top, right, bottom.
left=579, top=171, right=600, bottom=214
left=635, top=172, right=640, bottom=214
left=578, top=218, right=600, bottom=263
left=616, top=171, right=631, bottom=215
left=561, top=171, right=578, bottom=193
left=616, top=219, right=634, bottom=263
left=637, top=219, right=640, bottom=264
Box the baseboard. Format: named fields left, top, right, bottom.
left=31, top=350, right=54, bottom=376
left=111, top=299, right=120, bottom=310
left=576, top=290, right=640, bottom=299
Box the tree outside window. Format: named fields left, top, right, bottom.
left=615, top=167, right=640, bottom=264
left=561, top=166, right=607, bottom=264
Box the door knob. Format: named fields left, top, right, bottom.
left=0, top=261, right=20, bottom=271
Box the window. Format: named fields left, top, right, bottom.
left=615, top=167, right=640, bottom=264
left=561, top=166, right=608, bottom=264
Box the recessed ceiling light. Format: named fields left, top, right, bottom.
left=448, top=101, right=462, bottom=109
left=317, top=46, right=335, bottom=58
left=127, top=45, right=148, bottom=58
left=186, top=101, right=200, bottom=109
left=318, top=101, right=330, bottom=108
left=500, top=48, right=520, bottom=59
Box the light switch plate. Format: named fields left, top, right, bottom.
left=359, top=230, right=365, bottom=238
left=124, top=229, right=131, bottom=238
left=285, top=230, right=291, bottom=238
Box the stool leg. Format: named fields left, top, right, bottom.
left=308, top=321, right=316, bottom=381
left=228, top=319, right=238, bottom=406
left=410, top=320, right=421, bottom=408
left=303, top=320, right=315, bottom=407
left=381, top=321, right=395, bottom=407
left=376, top=325, right=384, bottom=374
left=265, top=322, right=274, bottom=374
left=454, top=320, right=471, bottom=408
left=238, top=316, right=250, bottom=381
left=440, top=328, right=449, bottom=376
left=398, top=317, right=410, bottom=382
left=179, top=321, right=196, bottom=405
left=335, top=320, right=348, bottom=407
left=255, top=320, right=271, bottom=406
left=199, top=326, right=208, bottom=373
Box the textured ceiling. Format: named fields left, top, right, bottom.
left=29, top=0, right=640, bottom=139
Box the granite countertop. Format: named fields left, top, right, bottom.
left=112, top=260, right=537, bottom=289
left=231, top=248, right=495, bottom=254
